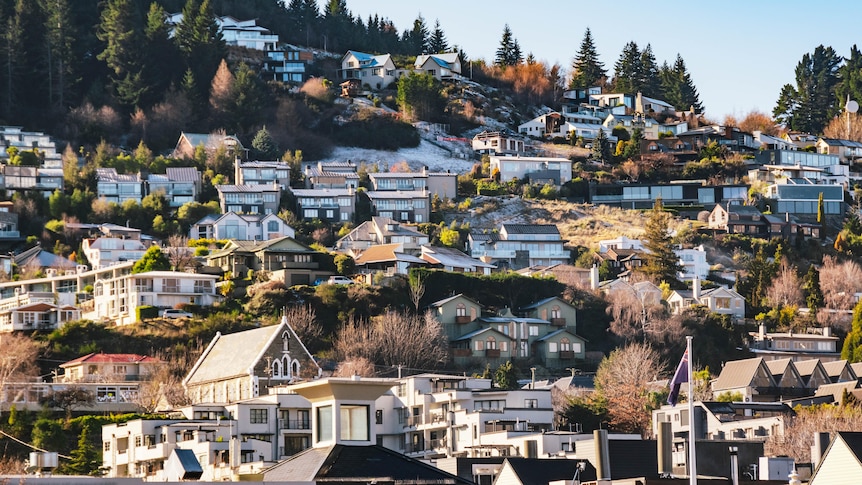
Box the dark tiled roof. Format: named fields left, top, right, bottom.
left=502, top=223, right=560, bottom=235
left=264, top=445, right=470, bottom=483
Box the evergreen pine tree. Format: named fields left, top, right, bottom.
left=403, top=14, right=429, bottom=55
left=428, top=19, right=448, bottom=54
left=512, top=40, right=523, bottom=66
left=495, top=24, right=515, bottom=67
left=140, top=2, right=177, bottom=108
left=773, top=45, right=841, bottom=133
left=803, top=265, right=825, bottom=313
left=612, top=41, right=642, bottom=94
left=251, top=126, right=279, bottom=160
left=639, top=44, right=661, bottom=98
left=673, top=54, right=704, bottom=113
left=591, top=128, right=611, bottom=163
left=570, top=28, right=606, bottom=90
left=836, top=45, right=862, bottom=108
left=65, top=424, right=103, bottom=476
left=97, top=0, right=147, bottom=111
left=639, top=197, right=681, bottom=285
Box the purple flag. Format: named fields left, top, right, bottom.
left=667, top=349, right=689, bottom=406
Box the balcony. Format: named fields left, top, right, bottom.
left=550, top=317, right=566, bottom=326
left=281, top=419, right=311, bottom=430
left=405, top=415, right=423, bottom=427
left=452, top=348, right=471, bottom=357
left=455, top=316, right=472, bottom=324
left=485, top=349, right=501, bottom=358
left=559, top=350, right=575, bottom=359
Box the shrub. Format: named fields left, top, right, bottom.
left=136, top=305, right=159, bottom=321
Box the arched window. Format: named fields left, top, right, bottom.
left=560, top=338, right=571, bottom=351
left=551, top=305, right=561, bottom=319
left=292, top=360, right=300, bottom=377
left=456, top=303, right=467, bottom=317
left=282, top=331, right=290, bottom=352
left=486, top=336, right=496, bottom=349
left=272, top=359, right=282, bottom=378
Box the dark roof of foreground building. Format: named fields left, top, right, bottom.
left=263, top=444, right=472, bottom=484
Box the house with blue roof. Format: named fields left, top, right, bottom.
left=414, top=53, right=462, bottom=80
left=339, top=50, right=398, bottom=90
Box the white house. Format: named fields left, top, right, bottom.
left=190, top=212, right=295, bottom=241
left=82, top=237, right=148, bottom=270
left=413, top=53, right=461, bottom=80
left=472, top=131, right=525, bottom=155
left=675, top=244, right=709, bottom=280
left=339, top=50, right=398, bottom=90
left=665, top=277, right=745, bottom=320
left=235, top=160, right=291, bottom=188
left=87, top=271, right=221, bottom=325
left=0, top=126, right=62, bottom=166
left=489, top=155, right=572, bottom=186
left=334, top=216, right=428, bottom=253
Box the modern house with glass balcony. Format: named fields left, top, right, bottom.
left=290, top=187, right=355, bottom=222
left=216, top=184, right=281, bottom=215
left=2, top=165, right=63, bottom=196
left=147, top=167, right=201, bottom=208
left=468, top=223, right=570, bottom=270
left=235, top=160, right=290, bottom=189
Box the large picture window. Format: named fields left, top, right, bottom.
left=340, top=405, right=369, bottom=441
left=317, top=405, right=333, bottom=443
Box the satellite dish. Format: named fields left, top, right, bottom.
left=847, top=100, right=859, bottom=113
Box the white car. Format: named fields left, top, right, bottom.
left=326, top=276, right=355, bottom=285
left=162, top=309, right=193, bottom=319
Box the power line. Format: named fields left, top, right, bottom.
left=0, top=428, right=72, bottom=460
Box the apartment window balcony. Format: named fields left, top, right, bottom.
left=550, top=317, right=566, bottom=326
left=559, top=350, right=575, bottom=359
left=281, top=419, right=311, bottom=430
left=452, top=348, right=471, bottom=357
left=455, top=316, right=472, bottom=324
left=485, top=349, right=501, bottom=358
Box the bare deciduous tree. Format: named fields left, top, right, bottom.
left=333, top=357, right=376, bottom=377
left=0, top=334, right=41, bottom=392
left=594, top=343, right=664, bottom=436
left=134, top=350, right=195, bottom=412
left=409, top=274, right=426, bottom=312
left=823, top=111, right=862, bottom=142
left=820, top=256, right=862, bottom=312
left=165, top=235, right=197, bottom=271
left=334, top=310, right=448, bottom=371
left=766, top=258, right=803, bottom=308
left=606, top=287, right=665, bottom=341
left=765, top=403, right=862, bottom=462
left=284, top=304, right=323, bottom=352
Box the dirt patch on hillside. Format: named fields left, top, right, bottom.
left=449, top=197, right=691, bottom=249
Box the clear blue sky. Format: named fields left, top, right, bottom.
left=343, top=0, right=862, bottom=121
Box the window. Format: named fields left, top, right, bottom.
left=486, top=336, right=496, bottom=349
left=375, top=409, right=383, bottom=424
left=104, top=441, right=111, bottom=452
left=340, top=405, right=369, bottom=441
left=250, top=408, right=268, bottom=424
left=524, top=399, right=538, bottom=408
left=317, top=405, right=333, bottom=442
left=549, top=342, right=558, bottom=353
left=528, top=326, right=539, bottom=336
left=560, top=338, right=571, bottom=351
left=550, top=306, right=561, bottom=319
left=267, top=221, right=279, bottom=233
left=500, top=341, right=508, bottom=352
left=456, top=303, right=467, bottom=317
left=474, top=400, right=505, bottom=411
left=474, top=340, right=484, bottom=351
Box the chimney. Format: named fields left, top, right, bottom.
left=759, top=322, right=767, bottom=339
left=823, top=326, right=832, bottom=337
left=693, top=275, right=701, bottom=300
left=811, top=432, right=831, bottom=468
left=590, top=265, right=600, bottom=291
left=593, top=429, right=611, bottom=481
left=657, top=421, right=673, bottom=475
left=422, top=165, right=428, bottom=175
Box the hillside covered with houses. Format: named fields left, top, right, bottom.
left=4, top=0, right=862, bottom=483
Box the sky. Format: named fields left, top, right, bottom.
left=342, top=0, right=862, bottom=121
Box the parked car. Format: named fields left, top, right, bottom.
left=162, top=309, right=193, bottom=319
left=326, top=275, right=355, bottom=285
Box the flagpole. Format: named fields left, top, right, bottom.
left=686, top=335, right=697, bottom=485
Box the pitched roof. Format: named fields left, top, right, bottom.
left=420, top=245, right=495, bottom=269
left=14, top=245, right=78, bottom=269
left=712, top=357, right=772, bottom=391
left=216, top=184, right=279, bottom=193
left=61, top=352, right=160, bottom=367
left=535, top=327, right=586, bottom=342
left=519, top=296, right=568, bottom=311
left=822, top=359, right=854, bottom=379
left=184, top=324, right=284, bottom=386
left=501, top=458, right=595, bottom=485
left=263, top=444, right=470, bottom=483
left=427, top=293, right=480, bottom=308
left=354, top=244, right=426, bottom=265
